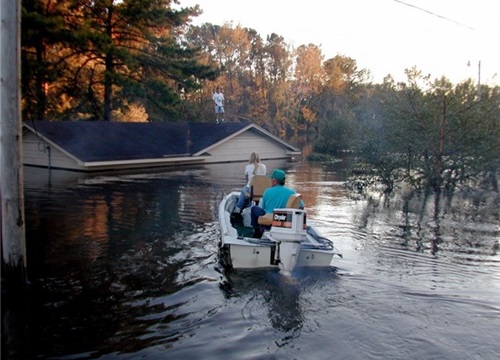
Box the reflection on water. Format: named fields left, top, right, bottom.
left=350, top=184, right=499, bottom=261
left=2, top=161, right=499, bottom=360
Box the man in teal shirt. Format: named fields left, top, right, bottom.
left=250, top=169, right=303, bottom=238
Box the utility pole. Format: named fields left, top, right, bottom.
left=1, top=0, right=27, bottom=288
left=468, top=60, right=482, bottom=100
left=477, top=60, right=481, bottom=100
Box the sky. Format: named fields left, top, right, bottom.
left=179, top=0, right=500, bottom=85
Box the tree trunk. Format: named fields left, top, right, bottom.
left=103, top=5, right=114, bottom=121
left=433, top=95, right=447, bottom=191
left=35, top=41, right=47, bottom=120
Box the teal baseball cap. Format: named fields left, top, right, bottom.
left=270, top=169, right=286, bottom=181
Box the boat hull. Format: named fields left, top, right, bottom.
left=228, top=243, right=274, bottom=269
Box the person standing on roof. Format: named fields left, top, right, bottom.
left=212, top=86, right=225, bottom=124
left=234, top=152, right=267, bottom=213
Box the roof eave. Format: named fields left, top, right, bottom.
left=82, top=155, right=210, bottom=170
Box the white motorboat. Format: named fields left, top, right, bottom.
left=218, top=191, right=342, bottom=276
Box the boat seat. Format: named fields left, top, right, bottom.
left=285, top=193, right=303, bottom=209
left=247, top=175, right=273, bottom=205
left=258, top=193, right=303, bottom=227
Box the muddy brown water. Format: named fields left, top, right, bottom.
left=2, top=160, right=499, bottom=359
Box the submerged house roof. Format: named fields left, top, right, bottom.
left=23, top=121, right=301, bottom=172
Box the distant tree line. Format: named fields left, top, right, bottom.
left=21, top=0, right=499, bottom=194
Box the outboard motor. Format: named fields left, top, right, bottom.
left=266, top=209, right=306, bottom=275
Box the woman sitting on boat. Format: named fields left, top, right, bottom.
left=234, top=152, right=267, bottom=213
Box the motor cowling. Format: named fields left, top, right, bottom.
left=268, top=209, right=306, bottom=275
left=269, top=209, right=307, bottom=241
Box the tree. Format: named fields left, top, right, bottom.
left=262, top=33, right=294, bottom=133
left=21, top=0, right=219, bottom=121
left=292, top=44, right=324, bottom=131
left=353, top=69, right=500, bottom=194
left=314, top=56, right=368, bottom=155
left=21, top=0, right=77, bottom=120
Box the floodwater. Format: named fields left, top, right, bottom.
left=2, top=160, right=500, bottom=360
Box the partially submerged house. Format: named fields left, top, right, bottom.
left=22, top=121, right=301, bottom=172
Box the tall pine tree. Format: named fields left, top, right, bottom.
left=22, top=0, right=219, bottom=121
